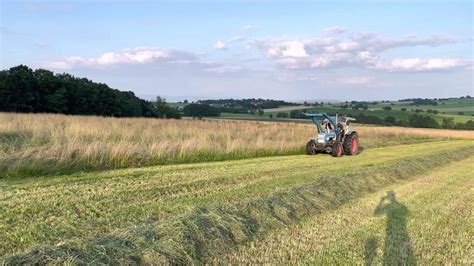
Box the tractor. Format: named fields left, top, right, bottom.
left=305, top=112, right=359, bottom=157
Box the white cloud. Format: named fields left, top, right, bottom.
left=324, top=26, right=346, bottom=35
left=338, top=41, right=359, bottom=51
left=46, top=61, right=73, bottom=70
left=311, top=57, right=331, bottom=68
left=375, top=58, right=470, bottom=72
left=24, top=3, right=72, bottom=12
left=367, top=36, right=457, bottom=52
left=205, top=65, right=242, bottom=73
left=241, top=24, right=255, bottom=30
left=46, top=47, right=198, bottom=69
left=282, top=41, right=309, bottom=58
left=251, top=31, right=467, bottom=72
left=213, top=40, right=226, bottom=50
left=44, top=29, right=470, bottom=79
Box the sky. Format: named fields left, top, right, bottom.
left=1, top=0, right=473, bottom=101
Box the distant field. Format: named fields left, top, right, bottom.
left=219, top=98, right=474, bottom=124
left=392, top=98, right=474, bottom=115
left=301, top=105, right=471, bottom=123
left=2, top=112, right=473, bottom=178
left=263, top=105, right=310, bottom=112
left=2, top=140, right=473, bottom=264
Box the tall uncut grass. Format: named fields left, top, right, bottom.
left=0, top=113, right=310, bottom=177
left=1, top=112, right=473, bottom=178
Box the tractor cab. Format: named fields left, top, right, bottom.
left=305, top=112, right=359, bottom=157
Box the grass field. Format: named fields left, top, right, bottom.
left=3, top=112, right=473, bottom=179
left=2, top=140, right=474, bottom=263
left=1, top=113, right=473, bottom=264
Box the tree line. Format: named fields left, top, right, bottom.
left=0, top=65, right=181, bottom=118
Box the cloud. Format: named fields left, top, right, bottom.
left=228, top=36, right=246, bottom=43
left=375, top=58, right=470, bottom=72
left=24, top=3, right=72, bottom=12
left=251, top=31, right=467, bottom=72
left=324, top=26, right=346, bottom=35
left=35, top=42, right=49, bottom=49
left=356, top=34, right=458, bottom=52
left=46, top=47, right=198, bottom=69
left=205, top=65, right=242, bottom=73
left=213, top=40, right=226, bottom=50
left=44, top=28, right=469, bottom=79
left=281, top=41, right=309, bottom=58
left=241, top=24, right=255, bottom=30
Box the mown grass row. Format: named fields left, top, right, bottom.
left=215, top=156, right=474, bottom=264
left=2, top=112, right=473, bottom=178
left=3, top=142, right=472, bottom=264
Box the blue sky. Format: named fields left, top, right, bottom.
left=1, top=0, right=473, bottom=101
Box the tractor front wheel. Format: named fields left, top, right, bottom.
left=343, top=132, right=359, bottom=155
left=331, top=141, right=343, bottom=157
left=306, top=139, right=317, bottom=155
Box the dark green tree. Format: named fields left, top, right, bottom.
left=442, top=117, right=455, bottom=129
left=46, top=87, right=68, bottom=113
left=384, top=116, right=396, bottom=125
left=183, top=103, right=220, bottom=118
left=408, top=114, right=439, bottom=128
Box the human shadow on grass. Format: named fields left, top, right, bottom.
left=365, top=191, right=416, bottom=266
left=364, top=237, right=377, bottom=266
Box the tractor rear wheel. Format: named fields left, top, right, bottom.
left=343, top=132, right=359, bottom=155
left=331, top=141, right=343, bottom=157
left=306, top=139, right=317, bottom=155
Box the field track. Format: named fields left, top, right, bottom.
left=1, top=140, right=473, bottom=263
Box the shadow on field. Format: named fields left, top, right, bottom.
left=365, top=191, right=416, bottom=265
left=364, top=237, right=377, bottom=266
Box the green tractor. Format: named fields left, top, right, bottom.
left=305, top=112, right=359, bottom=157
